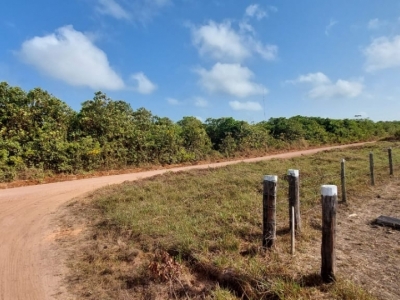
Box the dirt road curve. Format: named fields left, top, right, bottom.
left=0, top=143, right=369, bottom=300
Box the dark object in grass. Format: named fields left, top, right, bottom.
left=375, top=215, right=400, bottom=230
left=321, top=185, right=337, bottom=283
left=369, top=152, right=375, bottom=186
left=388, top=148, right=394, bottom=176
left=288, top=169, right=301, bottom=234
left=263, top=175, right=277, bottom=249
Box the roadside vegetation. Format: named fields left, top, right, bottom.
left=1, top=81, right=400, bottom=183
left=64, top=141, right=400, bottom=299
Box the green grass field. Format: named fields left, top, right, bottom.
left=67, top=141, right=399, bottom=299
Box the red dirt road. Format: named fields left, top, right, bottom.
left=0, top=143, right=369, bottom=299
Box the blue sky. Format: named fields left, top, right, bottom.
left=1, top=0, right=400, bottom=122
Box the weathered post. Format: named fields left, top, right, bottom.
left=321, top=185, right=337, bottom=283
left=263, top=175, right=277, bottom=249
left=388, top=148, right=393, bottom=176
left=288, top=169, right=301, bottom=234
left=369, top=152, right=375, bottom=186
left=291, top=206, right=295, bottom=255
left=340, top=159, right=347, bottom=203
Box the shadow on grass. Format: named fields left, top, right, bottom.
left=276, top=227, right=290, bottom=236
left=298, top=272, right=324, bottom=288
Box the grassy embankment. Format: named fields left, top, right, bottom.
left=66, top=141, right=399, bottom=299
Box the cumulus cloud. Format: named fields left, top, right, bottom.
left=288, top=72, right=330, bottom=85
left=367, top=18, right=387, bottom=30
left=191, top=20, right=277, bottom=62
left=96, top=0, right=130, bottom=20
left=194, top=97, right=208, bottom=107
left=244, top=4, right=277, bottom=20
left=96, top=0, right=171, bottom=23
left=130, top=0, right=171, bottom=23
left=308, top=80, right=363, bottom=99
left=131, top=72, right=157, bottom=94
left=18, top=25, right=125, bottom=90
left=288, top=72, right=363, bottom=99
left=245, top=4, right=267, bottom=20
left=229, top=101, right=262, bottom=111
left=196, top=63, right=267, bottom=98
left=192, top=21, right=250, bottom=61
left=238, top=20, right=255, bottom=34
left=363, top=35, right=400, bottom=72
left=253, top=42, right=278, bottom=61
left=167, top=97, right=180, bottom=105
left=325, top=19, right=337, bottom=36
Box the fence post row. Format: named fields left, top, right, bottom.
left=320, top=185, right=337, bottom=283
left=340, top=159, right=347, bottom=203
left=263, top=175, right=277, bottom=249
left=288, top=169, right=301, bottom=234
left=260, top=148, right=396, bottom=277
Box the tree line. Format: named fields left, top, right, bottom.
left=1, top=81, right=399, bottom=182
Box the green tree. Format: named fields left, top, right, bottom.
left=177, top=117, right=212, bottom=160
left=205, top=117, right=246, bottom=150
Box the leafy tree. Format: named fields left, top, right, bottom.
left=177, top=117, right=212, bottom=160
left=238, top=123, right=271, bottom=151
left=76, top=92, right=137, bottom=168
left=268, top=117, right=305, bottom=141
left=205, top=117, right=246, bottom=150
left=1, top=81, right=399, bottom=182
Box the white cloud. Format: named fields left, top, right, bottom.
left=368, top=18, right=380, bottom=30
left=96, top=0, right=130, bottom=20
left=191, top=20, right=277, bottom=62
left=194, top=97, right=208, bottom=107
left=229, top=101, right=262, bottom=111
left=364, top=35, right=400, bottom=72
left=325, top=19, right=337, bottom=36
left=289, top=72, right=363, bottom=99
left=308, top=79, right=363, bottom=99
left=367, top=18, right=387, bottom=30
left=268, top=6, right=278, bottom=13
left=239, top=20, right=255, bottom=34
left=244, top=4, right=277, bottom=20
left=96, top=0, right=171, bottom=23
left=167, top=97, right=180, bottom=105
left=130, top=0, right=171, bottom=23
left=131, top=72, right=157, bottom=94
left=196, top=63, right=267, bottom=98
left=18, top=25, right=125, bottom=90
left=289, top=72, right=330, bottom=85
left=245, top=4, right=267, bottom=20
left=192, top=21, right=250, bottom=61
left=253, top=42, right=278, bottom=61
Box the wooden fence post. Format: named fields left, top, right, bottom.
left=369, top=152, right=375, bottom=186
left=321, top=185, right=337, bottom=283
left=388, top=148, right=393, bottom=176
left=263, top=175, right=277, bottom=249
left=341, top=159, right=347, bottom=203
left=288, top=169, right=301, bottom=234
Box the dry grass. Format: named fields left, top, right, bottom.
left=60, top=141, right=400, bottom=299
